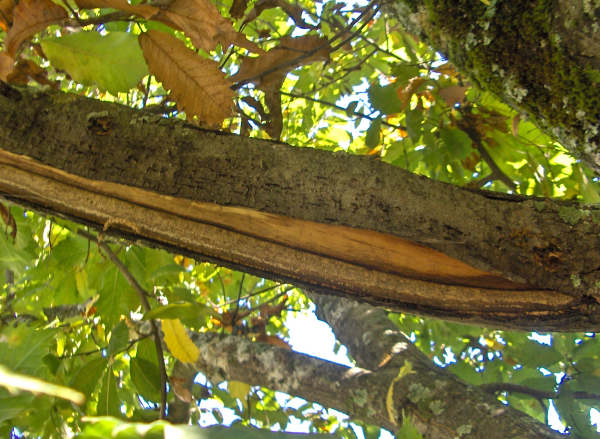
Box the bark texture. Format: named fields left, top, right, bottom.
left=385, top=0, right=600, bottom=173
left=1, top=85, right=600, bottom=330
left=189, top=295, right=563, bottom=439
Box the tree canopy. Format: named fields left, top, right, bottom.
left=0, top=0, right=599, bottom=438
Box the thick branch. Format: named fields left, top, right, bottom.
left=191, top=330, right=562, bottom=439
left=383, top=0, right=600, bottom=173
left=0, top=85, right=599, bottom=330
left=310, top=293, right=562, bottom=439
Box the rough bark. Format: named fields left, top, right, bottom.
left=385, top=0, right=600, bottom=173
left=1, top=84, right=600, bottom=330
left=190, top=295, right=563, bottom=439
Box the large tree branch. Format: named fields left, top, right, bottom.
left=0, top=85, right=599, bottom=330
left=191, top=327, right=562, bottom=438
left=383, top=0, right=600, bottom=173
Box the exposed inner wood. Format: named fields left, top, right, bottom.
left=0, top=149, right=583, bottom=330
left=0, top=148, right=524, bottom=290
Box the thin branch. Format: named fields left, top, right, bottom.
left=230, top=273, right=245, bottom=333
left=457, top=118, right=517, bottom=191
left=281, top=91, right=406, bottom=130
left=65, top=11, right=135, bottom=28
left=222, top=283, right=284, bottom=306
left=77, top=229, right=168, bottom=419
left=478, top=382, right=600, bottom=401
left=232, top=1, right=378, bottom=90
left=330, top=4, right=381, bottom=52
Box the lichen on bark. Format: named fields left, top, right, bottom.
left=387, top=0, right=600, bottom=172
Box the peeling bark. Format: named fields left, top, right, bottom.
left=1, top=85, right=600, bottom=330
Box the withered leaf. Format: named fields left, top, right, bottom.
left=139, top=30, right=234, bottom=126
left=0, top=202, right=17, bottom=242
left=0, top=52, right=14, bottom=81
left=437, top=85, right=467, bottom=107
left=5, top=0, right=67, bottom=57
left=155, top=0, right=262, bottom=54
left=0, top=0, right=14, bottom=31
left=73, top=0, right=158, bottom=19
left=233, top=34, right=330, bottom=87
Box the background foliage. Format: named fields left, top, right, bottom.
left=0, top=0, right=599, bottom=437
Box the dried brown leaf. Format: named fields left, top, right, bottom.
left=0, top=202, right=17, bottom=242
left=0, top=0, right=14, bottom=31
left=229, top=0, right=248, bottom=19
left=7, top=58, right=58, bottom=88
left=155, top=0, right=261, bottom=53
left=233, top=35, right=330, bottom=87
left=437, top=85, right=467, bottom=107
left=74, top=0, right=158, bottom=19
left=5, top=0, right=67, bottom=57
left=139, top=30, right=234, bottom=126
left=0, top=52, right=15, bottom=81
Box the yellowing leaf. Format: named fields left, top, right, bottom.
left=139, top=30, right=234, bottom=126
left=162, top=318, right=199, bottom=363
left=155, top=0, right=261, bottom=53
left=5, top=0, right=67, bottom=57
left=73, top=0, right=158, bottom=19
left=386, top=360, right=415, bottom=426
left=229, top=380, right=251, bottom=403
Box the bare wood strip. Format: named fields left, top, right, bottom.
left=0, top=162, right=574, bottom=322
left=0, top=149, right=525, bottom=289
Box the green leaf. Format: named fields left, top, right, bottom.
left=391, top=63, right=420, bottom=84
left=97, top=369, right=120, bottom=417
left=0, top=390, right=33, bottom=423
left=78, top=417, right=332, bottom=437
left=396, top=415, right=423, bottom=439
left=130, top=357, right=161, bottom=402
left=439, top=127, right=473, bottom=159
left=106, top=321, right=129, bottom=357
left=365, top=117, right=382, bottom=148
left=70, top=357, right=108, bottom=395
left=0, top=326, right=55, bottom=376
left=368, top=83, right=405, bottom=114
left=143, top=303, right=214, bottom=323
left=41, top=31, right=149, bottom=94
left=405, top=107, right=423, bottom=142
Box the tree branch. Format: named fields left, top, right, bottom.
left=478, top=382, right=600, bottom=401
left=280, top=91, right=406, bottom=130
left=190, top=321, right=562, bottom=438
left=77, top=229, right=168, bottom=420
left=309, top=293, right=563, bottom=438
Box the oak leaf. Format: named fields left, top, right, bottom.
left=73, top=0, right=158, bottom=19
left=139, top=30, right=234, bottom=126
left=154, top=0, right=261, bottom=53
left=5, top=0, right=67, bottom=57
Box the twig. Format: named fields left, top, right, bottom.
left=457, top=119, right=517, bottom=191
left=222, top=283, right=284, bottom=305
left=77, top=229, right=168, bottom=419
left=66, top=11, right=135, bottom=28
left=478, top=382, right=600, bottom=401
left=281, top=91, right=406, bottom=130
left=230, top=273, right=245, bottom=333
left=232, top=1, right=379, bottom=90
